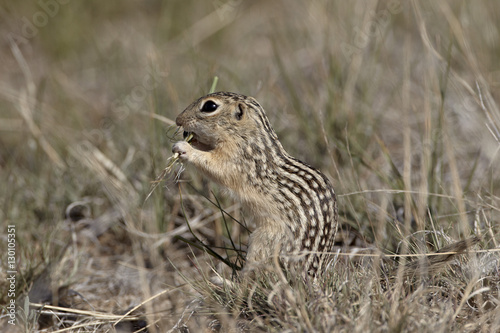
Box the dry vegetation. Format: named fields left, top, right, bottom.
left=1, top=1, right=500, bottom=332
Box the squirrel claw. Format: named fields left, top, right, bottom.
left=172, top=141, right=191, bottom=160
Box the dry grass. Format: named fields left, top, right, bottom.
left=1, top=1, right=499, bottom=332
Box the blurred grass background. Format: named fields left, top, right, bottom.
left=0, top=0, right=499, bottom=331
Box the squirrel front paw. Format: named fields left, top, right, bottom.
left=172, top=141, right=192, bottom=160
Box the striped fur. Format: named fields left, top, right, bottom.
left=173, top=92, right=338, bottom=275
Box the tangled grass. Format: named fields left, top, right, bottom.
left=1, top=1, right=499, bottom=332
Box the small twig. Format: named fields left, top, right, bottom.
left=209, top=76, right=219, bottom=94
left=29, top=303, right=140, bottom=321
left=9, top=37, right=65, bottom=169
left=110, top=286, right=185, bottom=329
left=144, top=132, right=194, bottom=203
left=177, top=189, right=242, bottom=271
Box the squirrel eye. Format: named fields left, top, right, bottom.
left=201, top=100, right=218, bottom=112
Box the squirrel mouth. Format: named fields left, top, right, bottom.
left=183, top=131, right=214, bottom=152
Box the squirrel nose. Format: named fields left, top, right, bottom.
left=175, top=115, right=183, bottom=126
left=175, top=111, right=187, bottom=126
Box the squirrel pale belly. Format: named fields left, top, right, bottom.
left=172, top=92, right=338, bottom=274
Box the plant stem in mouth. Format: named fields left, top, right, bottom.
left=173, top=132, right=194, bottom=159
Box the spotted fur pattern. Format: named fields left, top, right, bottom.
left=173, top=92, right=338, bottom=275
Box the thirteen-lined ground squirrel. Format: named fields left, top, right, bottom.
left=172, top=92, right=338, bottom=275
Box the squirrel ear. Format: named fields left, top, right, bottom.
left=235, top=103, right=245, bottom=120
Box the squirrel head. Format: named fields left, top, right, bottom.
left=175, top=92, right=278, bottom=152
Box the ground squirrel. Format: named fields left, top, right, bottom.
left=172, top=92, right=338, bottom=275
